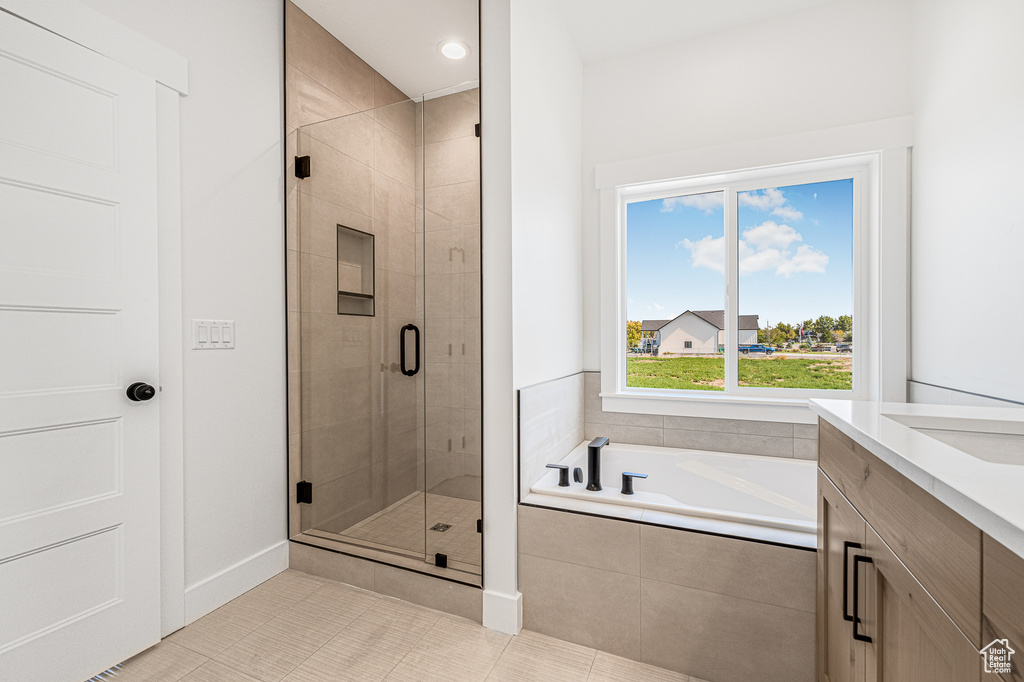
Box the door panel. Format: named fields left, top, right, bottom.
left=0, top=9, right=161, bottom=682
left=819, top=471, right=867, bottom=682
left=864, top=526, right=980, bottom=682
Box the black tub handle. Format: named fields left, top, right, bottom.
left=400, top=324, right=420, bottom=376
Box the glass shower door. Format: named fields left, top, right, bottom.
left=293, top=89, right=482, bottom=581
left=295, top=99, right=426, bottom=561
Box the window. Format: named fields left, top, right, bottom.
left=598, top=125, right=911, bottom=418
left=623, top=170, right=857, bottom=398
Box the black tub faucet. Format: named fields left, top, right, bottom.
left=621, top=472, right=647, bottom=495
left=546, top=464, right=570, bottom=487
left=587, top=437, right=610, bottom=491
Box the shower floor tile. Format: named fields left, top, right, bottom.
left=329, top=492, right=482, bottom=567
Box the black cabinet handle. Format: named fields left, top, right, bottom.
left=400, top=324, right=420, bottom=376
left=842, top=541, right=862, bottom=622
left=852, top=554, right=873, bottom=643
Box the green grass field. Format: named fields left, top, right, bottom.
left=627, top=355, right=852, bottom=391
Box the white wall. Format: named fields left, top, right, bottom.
left=581, top=0, right=913, bottom=369
left=510, top=0, right=584, bottom=388
left=909, top=0, right=1024, bottom=404
left=81, top=0, right=288, bottom=619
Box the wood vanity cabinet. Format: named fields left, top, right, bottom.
left=817, top=419, right=984, bottom=682
left=818, top=472, right=979, bottom=681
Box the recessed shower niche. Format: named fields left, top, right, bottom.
left=285, top=0, right=481, bottom=584
left=335, top=224, right=374, bottom=316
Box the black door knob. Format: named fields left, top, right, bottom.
left=126, top=382, right=156, bottom=402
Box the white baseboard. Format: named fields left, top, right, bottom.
left=482, top=589, right=522, bottom=636
left=183, top=540, right=289, bottom=624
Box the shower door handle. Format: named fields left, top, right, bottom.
left=400, top=324, right=420, bottom=376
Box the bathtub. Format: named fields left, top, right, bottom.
left=525, top=441, right=817, bottom=548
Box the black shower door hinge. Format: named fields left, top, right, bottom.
left=295, top=155, right=311, bottom=179
left=476, top=518, right=482, bottom=533
left=296, top=480, right=312, bottom=504
left=474, top=123, right=480, bottom=138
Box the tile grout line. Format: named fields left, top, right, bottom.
left=253, top=594, right=382, bottom=682
left=376, top=610, right=448, bottom=680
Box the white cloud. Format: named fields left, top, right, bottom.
left=661, top=193, right=724, bottom=213
left=738, top=187, right=786, bottom=210
left=679, top=220, right=829, bottom=278
left=742, top=221, right=802, bottom=250
left=771, top=205, right=804, bottom=221
left=739, top=187, right=803, bottom=221
left=648, top=302, right=665, bottom=311
left=679, top=235, right=726, bottom=273
left=776, top=244, right=829, bottom=276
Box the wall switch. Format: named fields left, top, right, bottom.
left=192, top=319, right=235, bottom=349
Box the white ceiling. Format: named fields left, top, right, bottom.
left=291, top=0, right=478, bottom=99
left=551, top=0, right=839, bottom=63
left=293, top=0, right=838, bottom=98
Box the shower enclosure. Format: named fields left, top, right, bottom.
left=292, top=88, right=482, bottom=582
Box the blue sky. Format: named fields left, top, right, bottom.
left=626, top=179, right=853, bottom=328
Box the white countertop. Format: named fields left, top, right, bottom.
left=809, top=399, right=1024, bottom=561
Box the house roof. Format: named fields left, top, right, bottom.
left=640, top=319, right=670, bottom=332
left=642, top=310, right=759, bottom=332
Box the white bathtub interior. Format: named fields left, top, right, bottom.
left=525, top=441, right=817, bottom=548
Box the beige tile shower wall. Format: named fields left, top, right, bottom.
left=285, top=1, right=418, bottom=536
left=517, top=373, right=585, bottom=500
left=583, top=372, right=818, bottom=459
left=517, top=505, right=815, bottom=682
left=422, top=89, right=482, bottom=502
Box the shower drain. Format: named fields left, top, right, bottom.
left=429, top=523, right=452, bottom=532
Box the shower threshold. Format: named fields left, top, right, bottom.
left=298, top=491, right=482, bottom=581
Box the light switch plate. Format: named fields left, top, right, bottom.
left=192, top=319, right=235, bottom=349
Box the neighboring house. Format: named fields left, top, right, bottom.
left=640, top=319, right=669, bottom=340
left=642, top=310, right=759, bottom=354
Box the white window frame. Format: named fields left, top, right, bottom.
left=596, top=119, right=911, bottom=422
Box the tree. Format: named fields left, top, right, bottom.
left=813, top=315, right=837, bottom=341
left=832, top=330, right=845, bottom=343
left=626, top=320, right=642, bottom=348
left=758, top=328, right=770, bottom=344
left=836, top=315, right=853, bottom=333
left=775, top=322, right=796, bottom=341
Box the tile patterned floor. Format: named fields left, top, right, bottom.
left=332, top=492, right=482, bottom=567
left=97, top=569, right=709, bottom=682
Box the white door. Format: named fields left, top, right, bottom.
left=0, top=9, right=161, bottom=682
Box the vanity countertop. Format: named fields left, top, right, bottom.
left=809, top=399, right=1024, bottom=560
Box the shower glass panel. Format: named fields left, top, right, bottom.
left=295, top=89, right=481, bottom=581
left=422, top=87, right=482, bottom=574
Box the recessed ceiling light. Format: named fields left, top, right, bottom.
left=438, top=40, right=469, bottom=61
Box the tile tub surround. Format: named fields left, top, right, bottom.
left=115, top=568, right=698, bottom=682
left=517, top=372, right=586, bottom=500
left=583, top=371, right=819, bottom=459
left=517, top=505, right=815, bottom=682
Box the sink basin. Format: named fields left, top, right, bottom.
left=884, top=412, right=1024, bottom=465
